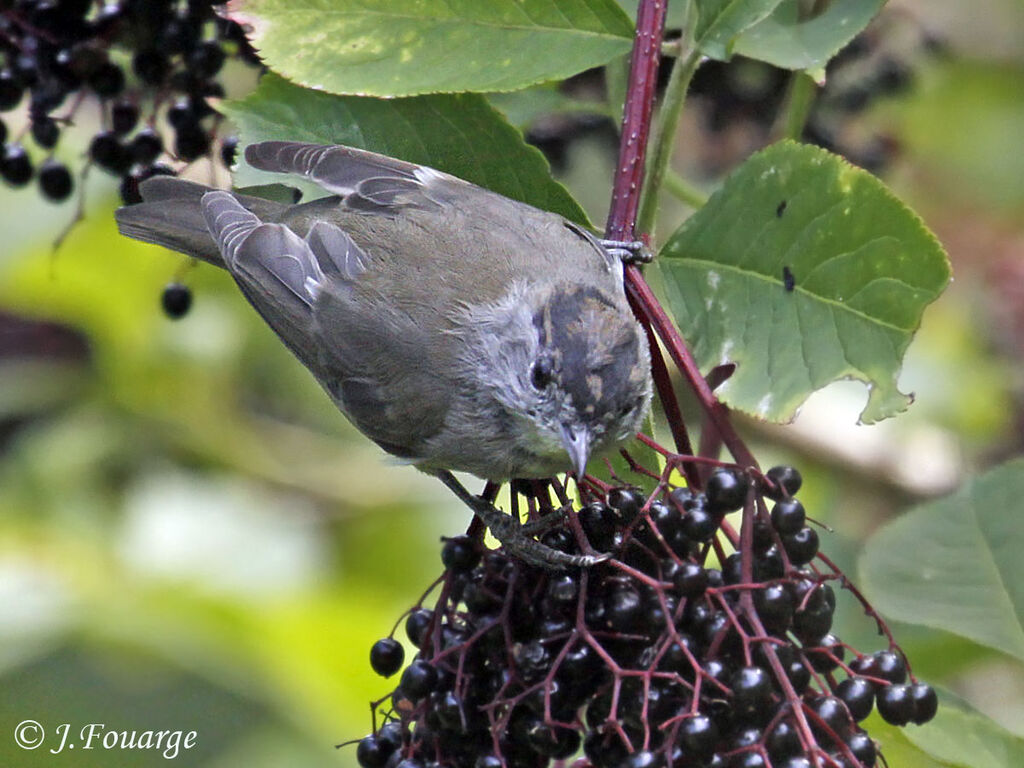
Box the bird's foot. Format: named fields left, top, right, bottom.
left=600, top=238, right=653, bottom=265
left=435, top=471, right=610, bottom=570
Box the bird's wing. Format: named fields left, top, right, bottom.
left=311, top=288, right=454, bottom=461
left=200, top=190, right=448, bottom=460
left=244, top=141, right=466, bottom=216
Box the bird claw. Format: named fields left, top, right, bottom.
left=600, top=238, right=653, bottom=265
left=436, top=471, right=610, bottom=570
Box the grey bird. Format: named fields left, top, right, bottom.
left=115, top=141, right=652, bottom=566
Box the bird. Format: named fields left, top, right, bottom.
left=115, top=141, right=652, bottom=566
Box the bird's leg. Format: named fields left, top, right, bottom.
left=519, top=508, right=573, bottom=538
left=434, top=471, right=609, bottom=570
left=506, top=478, right=570, bottom=537
left=600, top=238, right=653, bottom=264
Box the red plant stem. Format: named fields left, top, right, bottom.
left=604, top=0, right=668, bottom=242
left=603, top=2, right=760, bottom=474
left=816, top=551, right=903, bottom=655
left=626, top=267, right=759, bottom=470
left=642, top=321, right=699, bottom=485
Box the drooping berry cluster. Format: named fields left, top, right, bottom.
left=800, top=11, right=937, bottom=175
left=0, top=0, right=258, bottom=205
left=356, top=465, right=936, bottom=768
left=681, top=10, right=938, bottom=176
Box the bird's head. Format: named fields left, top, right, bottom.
left=460, top=282, right=652, bottom=480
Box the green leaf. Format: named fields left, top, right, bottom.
left=865, top=719, right=959, bottom=768
left=733, top=0, right=886, bottom=76
left=221, top=73, right=589, bottom=224
left=657, top=141, right=950, bottom=424
left=859, top=458, right=1024, bottom=663
left=487, top=86, right=613, bottom=131
left=227, top=0, right=634, bottom=97
left=902, top=692, right=1024, bottom=768
left=693, top=0, right=785, bottom=60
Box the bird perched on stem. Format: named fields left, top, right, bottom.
left=116, top=141, right=652, bottom=567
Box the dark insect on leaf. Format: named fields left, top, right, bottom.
left=783, top=266, right=795, bottom=292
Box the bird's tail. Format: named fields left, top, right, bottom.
left=114, top=177, right=287, bottom=267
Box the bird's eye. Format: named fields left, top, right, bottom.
left=620, top=396, right=644, bottom=418
left=531, top=358, right=554, bottom=390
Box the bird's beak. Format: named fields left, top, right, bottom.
left=560, top=423, right=592, bottom=480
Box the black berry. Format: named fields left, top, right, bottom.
left=440, top=535, right=480, bottom=573
left=0, top=70, right=25, bottom=111
left=130, top=128, right=164, bottom=164
left=111, top=100, right=140, bottom=135
left=90, top=130, right=131, bottom=174
left=682, top=504, right=719, bottom=542
left=755, top=582, right=795, bottom=632
left=369, top=638, right=405, bottom=678
left=765, top=720, right=801, bottom=760
left=174, top=123, right=211, bottom=162
left=31, top=116, right=60, bottom=148
left=404, top=608, right=433, bottom=647
left=155, top=282, right=193, bottom=319
left=38, top=159, right=74, bottom=202
left=909, top=682, right=938, bottom=724
left=876, top=683, right=914, bottom=726
left=835, top=677, right=874, bottom=722
left=872, top=650, right=908, bottom=684
left=398, top=659, right=437, bottom=701
left=608, top=488, right=643, bottom=522
left=809, top=695, right=851, bottom=737
left=846, top=732, right=876, bottom=767
left=89, top=61, right=126, bottom=97
left=1, top=144, right=33, bottom=187
left=619, top=750, right=661, bottom=768
left=604, top=585, right=643, bottom=632
left=782, top=526, right=819, bottom=565
left=190, top=40, right=227, bottom=78
left=357, top=735, right=389, bottom=768
left=765, top=465, right=802, bottom=499
left=705, top=468, right=749, bottom=513
left=221, top=135, right=238, bottom=167
left=730, top=665, right=772, bottom=713
left=133, top=49, right=170, bottom=85
left=673, top=561, right=709, bottom=598
left=771, top=498, right=806, bottom=535
left=678, top=715, right=718, bottom=759
left=579, top=501, right=617, bottom=551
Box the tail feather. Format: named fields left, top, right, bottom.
left=114, top=177, right=288, bottom=267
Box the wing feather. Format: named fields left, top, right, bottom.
left=244, top=141, right=462, bottom=215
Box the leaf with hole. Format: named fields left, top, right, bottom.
left=657, top=141, right=950, bottom=424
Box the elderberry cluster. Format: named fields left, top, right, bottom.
left=0, top=0, right=258, bottom=204
left=356, top=466, right=936, bottom=768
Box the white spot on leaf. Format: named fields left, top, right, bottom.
left=719, top=339, right=733, bottom=365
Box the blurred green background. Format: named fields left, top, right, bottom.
left=1, top=1, right=1023, bottom=766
